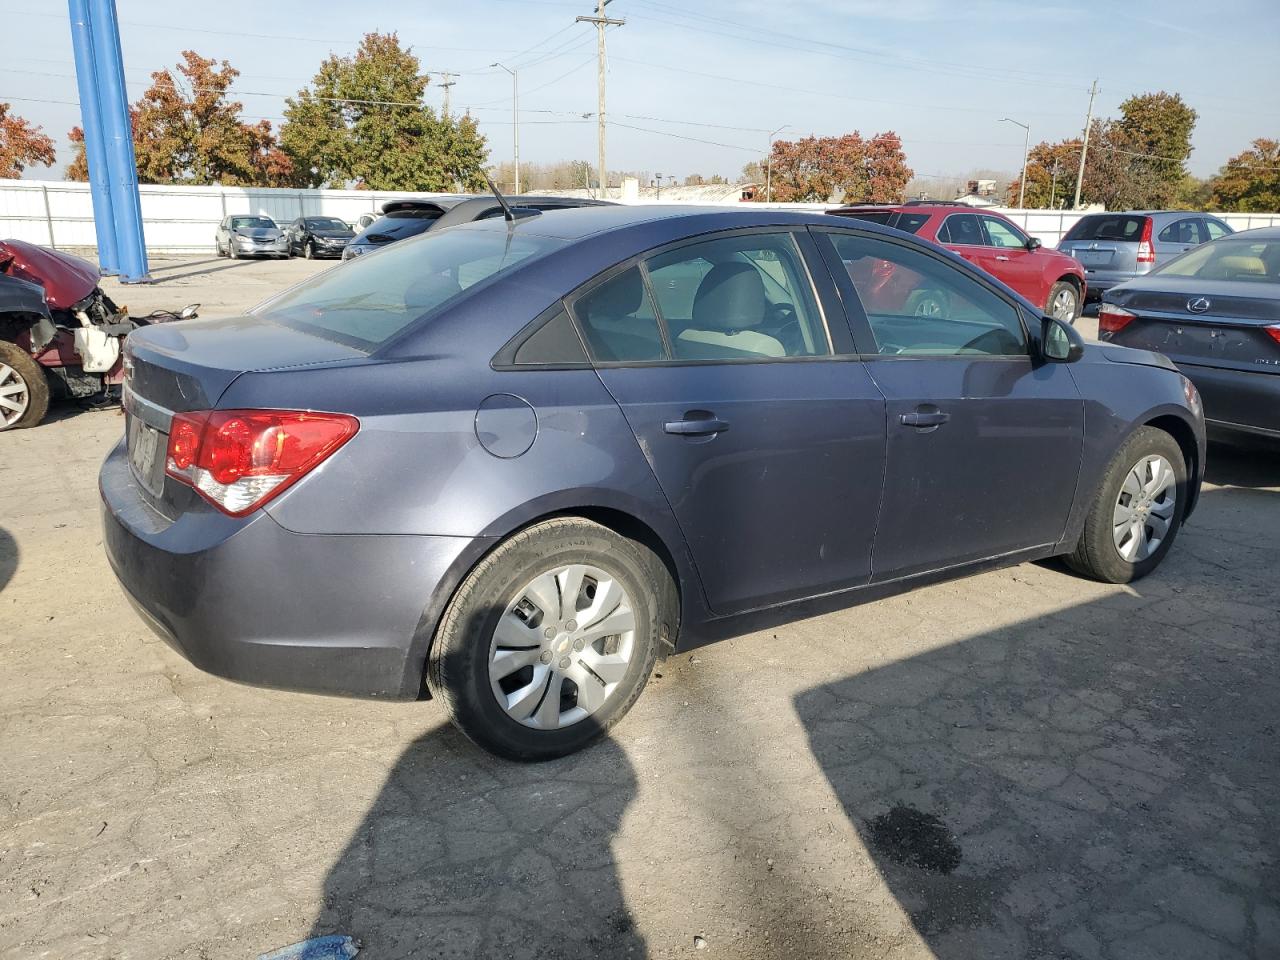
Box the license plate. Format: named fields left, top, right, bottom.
left=127, top=416, right=163, bottom=494
left=1077, top=250, right=1111, bottom=266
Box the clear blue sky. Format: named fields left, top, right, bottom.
left=2, top=0, right=1277, bottom=184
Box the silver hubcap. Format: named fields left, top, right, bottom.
left=1113, top=454, right=1176, bottom=562
left=0, top=362, right=31, bottom=427
left=489, top=563, right=637, bottom=730
left=1051, top=288, right=1077, bottom=320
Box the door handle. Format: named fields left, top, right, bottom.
left=994, top=255, right=1011, bottom=261
left=664, top=413, right=729, bottom=436
left=900, top=410, right=950, bottom=428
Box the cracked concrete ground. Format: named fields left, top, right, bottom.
left=1, top=258, right=1277, bottom=959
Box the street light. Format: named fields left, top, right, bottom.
left=766, top=124, right=789, bottom=203
left=491, top=62, right=520, bottom=194
left=1000, top=117, right=1030, bottom=209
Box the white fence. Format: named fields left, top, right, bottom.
left=2, top=177, right=1278, bottom=255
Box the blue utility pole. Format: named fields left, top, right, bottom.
left=69, top=0, right=150, bottom=282
left=67, top=0, right=118, bottom=275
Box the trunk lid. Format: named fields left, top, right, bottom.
left=1106, top=277, right=1280, bottom=372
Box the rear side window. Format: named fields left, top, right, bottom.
left=512, top=309, right=588, bottom=365
left=1063, top=215, right=1149, bottom=242
left=937, top=214, right=984, bottom=246
left=890, top=213, right=929, bottom=235
left=575, top=268, right=666, bottom=362
left=255, top=227, right=561, bottom=348
left=1158, top=219, right=1206, bottom=245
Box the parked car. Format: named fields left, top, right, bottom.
left=829, top=203, right=1087, bottom=322
left=0, top=239, right=196, bottom=430
left=1099, top=227, right=1279, bottom=443
left=215, top=215, right=289, bottom=260
left=102, top=206, right=1204, bottom=760
left=341, top=195, right=614, bottom=261
left=285, top=216, right=356, bottom=260
left=1058, top=211, right=1234, bottom=301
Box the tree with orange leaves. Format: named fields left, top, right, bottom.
left=0, top=102, right=56, bottom=178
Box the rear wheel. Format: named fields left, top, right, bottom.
left=0, top=340, right=50, bottom=431
left=1047, top=280, right=1081, bottom=324
left=1066, top=427, right=1186, bottom=583
left=428, top=518, right=675, bottom=760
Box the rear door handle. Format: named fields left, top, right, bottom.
left=664, top=413, right=729, bottom=436
left=900, top=411, right=950, bottom=428
left=994, top=255, right=1011, bottom=261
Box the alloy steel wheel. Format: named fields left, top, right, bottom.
left=489, top=563, right=637, bottom=730
left=0, top=362, right=30, bottom=427
left=1050, top=287, right=1078, bottom=320
left=1113, top=454, right=1177, bottom=562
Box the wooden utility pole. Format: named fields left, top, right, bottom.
left=577, top=0, right=624, bottom=199
left=438, top=72, right=457, bottom=117
left=1072, top=79, right=1099, bottom=210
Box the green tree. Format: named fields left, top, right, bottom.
left=1210, top=138, right=1280, bottom=212
left=65, top=52, right=292, bottom=186
left=0, top=102, right=56, bottom=178
left=281, top=32, right=487, bottom=192
left=1114, top=92, right=1197, bottom=207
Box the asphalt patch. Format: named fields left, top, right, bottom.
left=866, top=805, right=962, bottom=874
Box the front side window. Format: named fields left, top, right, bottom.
left=645, top=233, right=829, bottom=360
left=255, top=226, right=561, bottom=348
left=1205, top=219, right=1232, bottom=241
left=828, top=232, right=1028, bottom=357
left=982, top=217, right=1029, bottom=249
left=938, top=213, right=984, bottom=246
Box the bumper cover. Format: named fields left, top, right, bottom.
left=100, top=440, right=473, bottom=699
left=1178, top=361, right=1280, bottom=438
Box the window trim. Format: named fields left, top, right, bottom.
left=564, top=226, right=844, bottom=369
left=809, top=225, right=1037, bottom=362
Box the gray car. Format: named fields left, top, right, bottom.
left=1099, top=227, right=1280, bottom=442
left=101, top=206, right=1205, bottom=760
left=1058, top=211, right=1233, bottom=299
left=215, top=215, right=290, bottom=260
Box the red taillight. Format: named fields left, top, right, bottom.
left=165, top=409, right=359, bottom=516
left=1136, top=217, right=1155, bottom=263
left=1265, top=324, right=1280, bottom=345
left=1098, top=304, right=1136, bottom=336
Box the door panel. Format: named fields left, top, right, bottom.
left=596, top=362, right=886, bottom=613
left=981, top=216, right=1044, bottom=305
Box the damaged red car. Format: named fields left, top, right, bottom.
left=0, top=240, right=196, bottom=430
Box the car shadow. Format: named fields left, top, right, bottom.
left=0, top=527, right=16, bottom=595
left=794, top=488, right=1278, bottom=958
left=1205, top=440, right=1280, bottom=489
left=143, top=259, right=267, bottom=283
left=309, top=607, right=646, bottom=959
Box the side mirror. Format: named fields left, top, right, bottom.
left=1041, top=315, right=1084, bottom=363
left=179, top=303, right=200, bottom=320
left=1026, top=236, right=1042, bottom=251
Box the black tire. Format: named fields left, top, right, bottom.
left=1065, top=426, right=1187, bottom=583
left=428, top=517, right=676, bottom=761
left=1047, top=280, right=1081, bottom=324
left=0, top=339, right=51, bottom=431
left=215, top=241, right=224, bottom=258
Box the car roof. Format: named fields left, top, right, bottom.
left=830, top=204, right=995, bottom=215
left=458, top=204, right=843, bottom=242
left=430, top=195, right=614, bottom=230
left=1225, top=226, right=1280, bottom=240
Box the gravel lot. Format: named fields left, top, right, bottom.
left=1, top=257, right=1277, bottom=960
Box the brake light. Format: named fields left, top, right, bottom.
left=1136, top=217, right=1155, bottom=264
left=165, top=409, right=358, bottom=516
left=1266, top=324, right=1280, bottom=345
left=1098, top=304, right=1136, bottom=336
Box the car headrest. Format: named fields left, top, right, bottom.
left=1212, top=255, right=1266, bottom=278
left=692, top=262, right=767, bottom=330
left=585, top=270, right=644, bottom=318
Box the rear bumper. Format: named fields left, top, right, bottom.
left=1178, top=361, right=1280, bottom=438
left=99, top=438, right=474, bottom=699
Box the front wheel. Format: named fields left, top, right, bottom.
left=304, top=241, right=314, bottom=260
left=1065, top=427, right=1186, bottom=583
left=428, top=518, right=675, bottom=760
left=1047, top=280, right=1081, bottom=324
left=0, top=340, right=50, bottom=431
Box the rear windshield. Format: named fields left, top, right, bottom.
left=831, top=211, right=928, bottom=234
left=362, top=210, right=443, bottom=241
left=1063, top=214, right=1149, bottom=242
left=254, top=226, right=562, bottom=348
left=1154, top=237, right=1280, bottom=283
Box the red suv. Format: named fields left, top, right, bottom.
left=829, top=204, right=1086, bottom=322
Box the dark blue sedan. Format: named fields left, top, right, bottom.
left=101, top=206, right=1205, bottom=759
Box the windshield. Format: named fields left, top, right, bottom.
left=305, top=218, right=349, bottom=231
left=231, top=216, right=276, bottom=230
left=255, top=226, right=563, bottom=348
left=1155, top=237, right=1280, bottom=283
left=1062, top=214, right=1149, bottom=243
left=361, top=211, right=443, bottom=241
